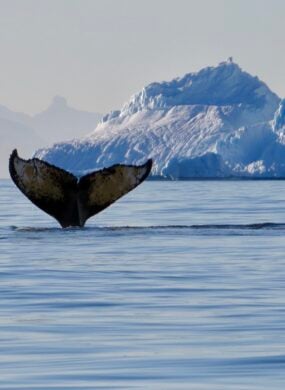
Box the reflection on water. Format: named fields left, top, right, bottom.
left=1, top=179, right=285, bottom=389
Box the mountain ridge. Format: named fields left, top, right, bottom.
left=0, top=97, right=102, bottom=177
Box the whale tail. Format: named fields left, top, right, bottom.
left=9, top=149, right=152, bottom=227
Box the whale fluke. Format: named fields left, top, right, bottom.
left=9, top=149, right=152, bottom=227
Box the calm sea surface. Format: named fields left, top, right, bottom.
left=1, top=179, right=285, bottom=389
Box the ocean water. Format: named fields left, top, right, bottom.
left=1, top=179, right=285, bottom=389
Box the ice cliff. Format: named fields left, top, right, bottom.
left=36, top=60, right=285, bottom=178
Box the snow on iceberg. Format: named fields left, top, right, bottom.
left=35, top=60, right=285, bottom=178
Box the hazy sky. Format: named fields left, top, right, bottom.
left=0, top=0, right=284, bottom=115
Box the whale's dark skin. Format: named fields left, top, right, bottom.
left=9, top=149, right=152, bottom=228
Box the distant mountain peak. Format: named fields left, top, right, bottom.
left=0, top=95, right=103, bottom=176
left=49, top=96, right=68, bottom=110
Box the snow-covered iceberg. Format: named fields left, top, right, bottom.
left=36, top=60, right=285, bottom=178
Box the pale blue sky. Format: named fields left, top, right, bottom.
left=0, top=0, right=284, bottom=115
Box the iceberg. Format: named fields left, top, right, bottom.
left=36, top=60, right=285, bottom=178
